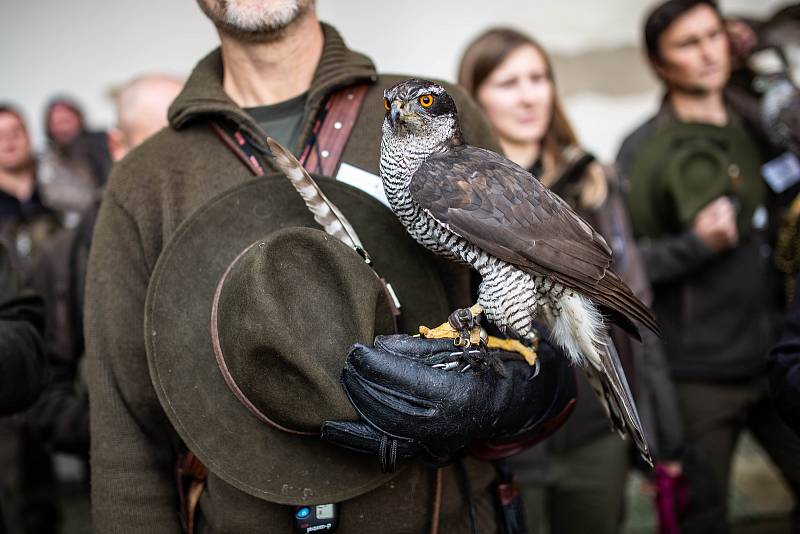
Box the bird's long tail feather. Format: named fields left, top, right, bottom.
left=265, top=138, right=368, bottom=259
left=588, top=337, right=651, bottom=466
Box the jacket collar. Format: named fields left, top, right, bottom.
left=168, top=23, right=377, bottom=150
left=653, top=89, right=743, bottom=130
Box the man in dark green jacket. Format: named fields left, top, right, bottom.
left=85, top=2, right=575, bottom=533
left=616, top=1, right=800, bottom=532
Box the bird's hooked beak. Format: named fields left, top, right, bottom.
left=389, top=100, right=407, bottom=128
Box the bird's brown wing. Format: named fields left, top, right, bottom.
left=411, top=145, right=658, bottom=336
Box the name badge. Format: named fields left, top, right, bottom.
left=762, top=152, right=800, bottom=193
left=335, top=163, right=390, bottom=207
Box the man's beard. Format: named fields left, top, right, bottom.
left=672, top=81, right=714, bottom=97
left=659, top=60, right=730, bottom=98
left=198, top=0, right=313, bottom=43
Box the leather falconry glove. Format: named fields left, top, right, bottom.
left=321, top=334, right=577, bottom=472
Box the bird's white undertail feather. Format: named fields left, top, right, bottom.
left=266, top=138, right=366, bottom=253
left=549, top=292, right=605, bottom=368
left=550, top=294, right=652, bottom=466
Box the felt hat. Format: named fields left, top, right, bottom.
left=662, top=135, right=733, bottom=227
left=627, top=121, right=766, bottom=239
left=144, top=174, right=455, bottom=504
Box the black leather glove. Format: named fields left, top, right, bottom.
left=321, top=334, right=576, bottom=472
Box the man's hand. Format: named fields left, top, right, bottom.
left=725, top=19, right=757, bottom=68
left=691, top=196, right=738, bottom=252
left=321, top=334, right=576, bottom=472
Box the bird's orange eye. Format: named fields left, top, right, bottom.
left=383, top=98, right=391, bottom=111
left=419, top=94, right=434, bottom=108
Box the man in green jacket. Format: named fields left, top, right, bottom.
left=85, top=2, right=576, bottom=533
left=616, top=1, right=800, bottom=532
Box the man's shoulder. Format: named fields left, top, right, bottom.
left=104, top=125, right=207, bottom=208
left=112, top=126, right=185, bottom=173
left=108, top=127, right=166, bottom=174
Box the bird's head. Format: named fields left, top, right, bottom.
left=382, top=79, right=462, bottom=144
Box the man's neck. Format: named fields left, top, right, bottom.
left=219, top=12, right=324, bottom=108
left=0, top=167, right=35, bottom=201
left=668, top=89, right=727, bottom=126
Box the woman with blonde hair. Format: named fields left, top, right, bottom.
left=458, top=28, right=684, bottom=534
left=458, top=28, right=609, bottom=212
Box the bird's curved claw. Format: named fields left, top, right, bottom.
left=432, top=360, right=461, bottom=371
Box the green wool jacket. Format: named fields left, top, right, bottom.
left=85, top=23, right=502, bottom=534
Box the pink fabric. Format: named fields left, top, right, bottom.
left=653, top=464, right=688, bottom=534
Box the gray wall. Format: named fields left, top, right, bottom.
left=0, top=0, right=788, bottom=160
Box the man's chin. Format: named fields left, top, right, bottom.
left=674, top=79, right=727, bottom=97
left=201, top=0, right=312, bottom=43
left=216, top=22, right=293, bottom=43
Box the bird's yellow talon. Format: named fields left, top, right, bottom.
left=419, top=322, right=484, bottom=346
left=418, top=322, right=459, bottom=340
left=419, top=322, right=537, bottom=366
left=485, top=336, right=538, bottom=366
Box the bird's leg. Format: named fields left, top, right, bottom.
left=424, top=305, right=506, bottom=375
left=419, top=303, right=485, bottom=344
left=485, top=336, right=538, bottom=367
left=419, top=304, right=488, bottom=371
left=449, top=306, right=504, bottom=375
left=448, top=306, right=482, bottom=349
left=418, top=304, right=538, bottom=372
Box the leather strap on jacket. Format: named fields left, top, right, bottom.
left=210, top=124, right=265, bottom=176
left=176, top=450, right=208, bottom=534
left=299, top=84, right=369, bottom=176
left=210, top=83, right=369, bottom=178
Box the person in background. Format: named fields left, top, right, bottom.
left=0, top=105, right=61, bottom=272
left=0, top=105, right=61, bottom=534
left=28, top=73, right=185, bottom=458
left=106, top=74, right=186, bottom=161
left=0, top=241, right=44, bottom=415
left=458, top=27, right=684, bottom=534
left=734, top=5, right=800, bottom=307
left=616, top=1, right=800, bottom=532
left=37, top=98, right=112, bottom=227
left=0, top=240, right=45, bottom=534
left=21, top=73, right=184, bottom=534
left=769, top=270, right=800, bottom=437
left=725, top=3, right=800, bottom=151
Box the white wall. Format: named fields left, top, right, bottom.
left=1, top=0, right=790, bottom=160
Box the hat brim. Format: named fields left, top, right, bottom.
left=145, top=174, right=453, bottom=504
